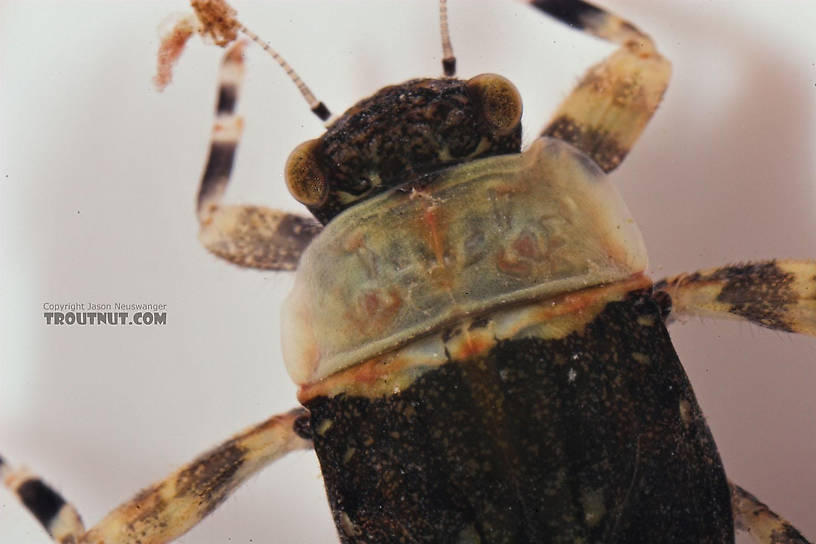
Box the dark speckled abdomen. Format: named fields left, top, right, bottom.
left=305, top=288, right=733, bottom=543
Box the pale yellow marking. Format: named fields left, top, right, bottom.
left=199, top=203, right=282, bottom=238
left=49, top=504, right=85, bottom=544
left=779, top=260, right=816, bottom=335
left=580, top=488, right=607, bottom=528
left=315, top=419, right=333, bottom=437
left=550, top=46, right=671, bottom=161
left=456, top=524, right=482, bottom=543
left=637, top=314, right=655, bottom=327
left=631, top=352, right=650, bottom=365
left=210, top=115, right=244, bottom=145
left=678, top=399, right=692, bottom=427
left=339, top=511, right=359, bottom=538
left=218, top=43, right=246, bottom=88
left=3, top=467, right=34, bottom=490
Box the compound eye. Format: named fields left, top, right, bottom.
left=466, top=74, right=523, bottom=136
left=285, top=139, right=328, bottom=206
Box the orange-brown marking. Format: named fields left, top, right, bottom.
left=345, top=287, right=403, bottom=337
left=154, top=16, right=196, bottom=91
left=456, top=333, right=493, bottom=360
left=191, top=0, right=239, bottom=46
left=422, top=203, right=446, bottom=268
left=298, top=350, right=418, bottom=403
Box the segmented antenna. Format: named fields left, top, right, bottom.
left=237, top=23, right=331, bottom=122
left=439, top=0, right=456, bottom=76
left=168, top=1, right=332, bottom=123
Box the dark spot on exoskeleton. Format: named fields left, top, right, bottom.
left=276, top=213, right=322, bottom=246
left=712, top=262, right=796, bottom=332
left=542, top=115, right=626, bottom=173
left=17, top=479, right=66, bottom=529
left=626, top=287, right=653, bottom=304
left=530, top=0, right=605, bottom=31
left=653, top=278, right=668, bottom=291
left=469, top=316, right=491, bottom=331
left=652, top=290, right=672, bottom=321
left=198, top=141, right=236, bottom=208
left=216, top=83, right=237, bottom=114
left=177, top=442, right=246, bottom=515
left=310, top=101, right=331, bottom=122
left=442, top=58, right=456, bottom=78
left=772, top=525, right=810, bottom=543
left=345, top=176, right=372, bottom=195
left=397, top=168, right=445, bottom=196
left=293, top=410, right=313, bottom=441
left=441, top=326, right=461, bottom=343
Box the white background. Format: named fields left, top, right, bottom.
left=1, top=1, right=814, bottom=542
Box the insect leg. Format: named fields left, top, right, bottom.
left=2, top=409, right=312, bottom=544
left=731, top=483, right=813, bottom=544
left=528, top=0, right=671, bottom=172
left=1, top=458, right=85, bottom=544
left=197, top=41, right=322, bottom=271
left=654, top=260, right=816, bottom=335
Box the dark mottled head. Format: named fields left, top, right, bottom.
left=285, top=74, right=523, bottom=224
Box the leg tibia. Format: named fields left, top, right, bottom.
left=655, top=260, right=816, bottom=335
left=196, top=41, right=322, bottom=271
left=531, top=0, right=671, bottom=172
left=83, top=408, right=311, bottom=544
left=1, top=460, right=85, bottom=544
left=3, top=409, right=312, bottom=544
left=199, top=205, right=321, bottom=271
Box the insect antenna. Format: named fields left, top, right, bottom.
left=237, top=23, right=332, bottom=123
left=157, top=0, right=332, bottom=123
left=439, top=0, right=456, bottom=76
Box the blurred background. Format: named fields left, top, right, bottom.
left=1, top=1, right=814, bottom=542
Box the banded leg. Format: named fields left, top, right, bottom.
left=196, top=41, right=321, bottom=271
left=655, top=260, right=816, bottom=335
left=732, top=483, right=812, bottom=544
left=1, top=458, right=85, bottom=544
left=530, top=0, right=672, bottom=172
left=2, top=408, right=312, bottom=544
